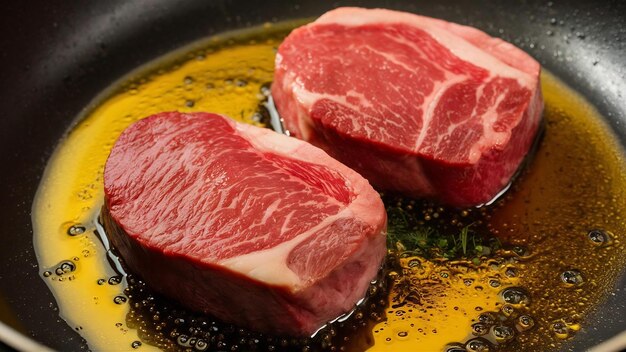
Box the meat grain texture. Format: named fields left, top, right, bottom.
left=272, top=7, right=544, bottom=206
left=103, top=112, right=386, bottom=336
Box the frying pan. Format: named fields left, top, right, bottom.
left=1, top=0, right=624, bottom=351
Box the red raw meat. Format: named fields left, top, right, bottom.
left=103, top=112, right=386, bottom=336
left=272, top=7, right=544, bottom=206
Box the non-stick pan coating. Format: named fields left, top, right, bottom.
left=0, top=1, right=624, bottom=351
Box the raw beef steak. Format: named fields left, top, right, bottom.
left=272, top=7, right=544, bottom=206
left=102, top=112, right=386, bottom=336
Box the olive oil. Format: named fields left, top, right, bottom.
left=32, top=21, right=626, bottom=352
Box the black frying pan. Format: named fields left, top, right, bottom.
left=1, top=1, right=625, bottom=351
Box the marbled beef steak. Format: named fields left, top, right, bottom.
left=102, top=112, right=387, bottom=336
left=272, top=7, right=544, bottom=206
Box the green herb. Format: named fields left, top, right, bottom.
left=460, top=225, right=469, bottom=255
left=385, top=205, right=496, bottom=261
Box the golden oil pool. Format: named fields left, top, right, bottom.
left=32, top=21, right=626, bottom=351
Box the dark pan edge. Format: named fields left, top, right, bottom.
left=0, top=321, right=53, bottom=352
left=0, top=1, right=624, bottom=351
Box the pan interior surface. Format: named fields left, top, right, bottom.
left=32, top=14, right=626, bottom=352
left=0, top=1, right=625, bottom=351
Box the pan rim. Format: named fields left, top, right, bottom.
left=0, top=321, right=53, bottom=352
left=3, top=307, right=626, bottom=351
left=587, top=331, right=626, bottom=352
left=4, top=2, right=625, bottom=351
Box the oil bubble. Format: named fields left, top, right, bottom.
left=445, top=343, right=466, bottom=352
left=407, top=259, right=421, bottom=268
left=492, top=325, right=515, bottom=343
left=501, top=287, right=530, bottom=307
left=465, top=337, right=492, bottom=352
left=516, top=315, right=535, bottom=331
left=42, top=271, right=52, bottom=277
left=478, top=312, right=496, bottom=325
left=131, top=340, right=142, bottom=349
left=560, top=270, right=584, bottom=286
left=177, top=334, right=191, bottom=347
left=472, top=323, right=489, bottom=336
left=512, top=246, right=528, bottom=256
left=54, top=261, right=76, bottom=276
left=587, top=229, right=613, bottom=246
left=501, top=304, right=515, bottom=317
left=108, top=276, right=122, bottom=285
left=505, top=267, right=518, bottom=277
left=113, top=295, right=128, bottom=305
left=67, top=225, right=86, bottom=236
left=552, top=321, right=569, bottom=339
left=561, top=315, right=581, bottom=332
left=97, top=279, right=106, bottom=285
left=396, top=330, right=409, bottom=340
left=195, top=339, right=208, bottom=351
